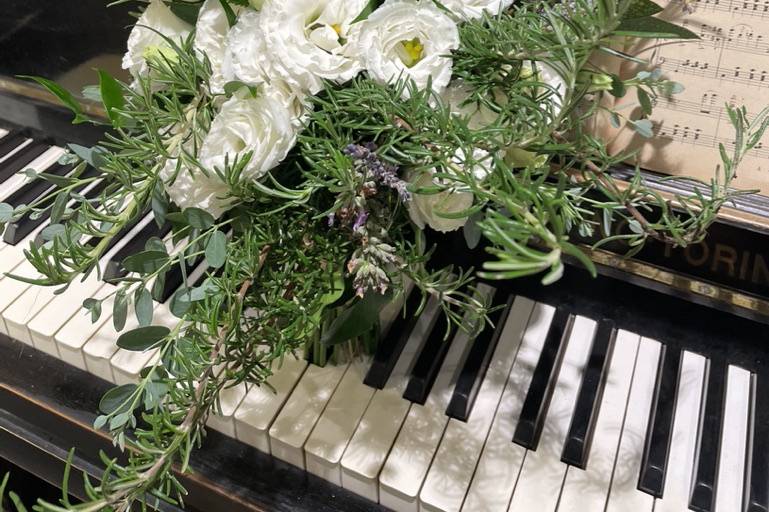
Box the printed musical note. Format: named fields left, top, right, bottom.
left=602, top=0, right=769, bottom=192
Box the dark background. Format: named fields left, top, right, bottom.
left=0, top=0, right=134, bottom=94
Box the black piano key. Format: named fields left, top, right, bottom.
left=3, top=164, right=73, bottom=244
left=4, top=166, right=101, bottom=245
left=3, top=163, right=73, bottom=208
left=0, top=141, right=49, bottom=183
left=638, top=345, right=682, bottom=498
left=446, top=292, right=514, bottom=422
left=561, top=319, right=616, bottom=469
left=157, top=256, right=204, bottom=304
left=85, top=206, right=152, bottom=255
left=32, top=178, right=109, bottom=247
left=0, top=131, right=28, bottom=161
left=689, top=359, right=726, bottom=512
left=403, top=309, right=456, bottom=404
left=745, top=372, right=768, bottom=512
left=103, top=221, right=172, bottom=281
left=512, top=307, right=572, bottom=449
left=363, top=287, right=426, bottom=389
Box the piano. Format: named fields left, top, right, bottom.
left=2, top=3, right=769, bottom=512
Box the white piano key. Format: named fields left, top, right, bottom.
left=0, top=146, right=64, bottom=201
left=233, top=354, right=308, bottom=453
left=605, top=337, right=661, bottom=512
left=109, top=299, right=180, bottom=385
left=2, top=275, right=62, bottom=344
left=461, top=302, right=556, bottom=512
left=378, top=294, right=510, bottom=512
left=715, top=365, right=751, bottom=512
left=507, top=315, right=597, bottom=512
left=54, top=284, right=117, bottom=369
left=654, top=350, right=707, bottom=512
left=206, top=382, right=249, bottom=437
left=556, top=330, right=641, bottom=512
left=418, top=296, right=537, bottom=512
left=28, top=273, right=104, bottom=357
left=340, top=296, right=442, bottom=501
left=305, top=357, right=376, bottom=485
left=0, top=259, right=38, bottom=337
left=83, top=296, right=143, bottom=383
left=268, top=360, right=350, bottom=469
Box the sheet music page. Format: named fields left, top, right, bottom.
left=605, top=0, right=769, bottom=194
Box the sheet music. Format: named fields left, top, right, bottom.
left=605, top=0, right=769, bottom=193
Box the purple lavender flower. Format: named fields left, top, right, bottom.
left=353, top=210, right=369, bottom=231
left=344, top=143, right=411, bottom=201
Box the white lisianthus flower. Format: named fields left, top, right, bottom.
left=160, top=156, right=234, bottom=219
left=440, top=0, right=514, bottom=19
left=440, top=80, right=499, bottom=129
left=122, top=0, right=192, bottom=80
left=162, top=90, right=298, bottom=217
left=354, top=0, right=459, bottom=96
left=222, top=9, right=276, bottom=89
left=224, top=0, right=366, bottom=94
left=195, top=0, right=238, bottom=94
left=201, top=91, right=298, bottom=182
left=407, top=148, right=491, bottom=232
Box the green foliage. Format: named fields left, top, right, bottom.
left=5, top=1, right=765, bottom=511
left=321, top=291, right=394, bottom=346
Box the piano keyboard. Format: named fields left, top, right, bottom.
left=0, top=130, right=765, bottom=512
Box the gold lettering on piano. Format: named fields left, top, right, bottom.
left=663, top=240, right=769, bottom=286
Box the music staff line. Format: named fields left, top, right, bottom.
left=652, top=122, right=769, bottom=159
left=653, top=95, right=729, bottom=121
left=657, top=56, right=768, bottom=87
left=673, top=0, right=769, bottom=19
left=688, top=22, right=769, bottom=56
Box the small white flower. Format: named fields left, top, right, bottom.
left=354, top=0, right=459, bottom=96
left=224, top=0, right=366, bottom=95
left=407, top=148, right=491, bottom=232
left=162, top=91, right=298, bottom=217
left=122, top=0, right=192, bottom=80
left=194, top=0, right=238, bottom=94
left=440, top=0, right=514, bottom=19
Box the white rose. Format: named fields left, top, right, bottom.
left=195, top=0, right=238, bottom=94
left=224, top=0, right=366, bottom=95
left=407, top=148, right=491, bottom=232
left=122, top=0, right=192, bottom=80
left=440, top=0, right=514, bottom=19
left=354, top=0, right=459, bottom=96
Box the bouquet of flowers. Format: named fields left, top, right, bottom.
left=3, top=0, right=768, bottom=509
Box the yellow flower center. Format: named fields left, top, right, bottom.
left=397, top=38, right=425, bottom=68
left=331, top=23, right=343, bottom=35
